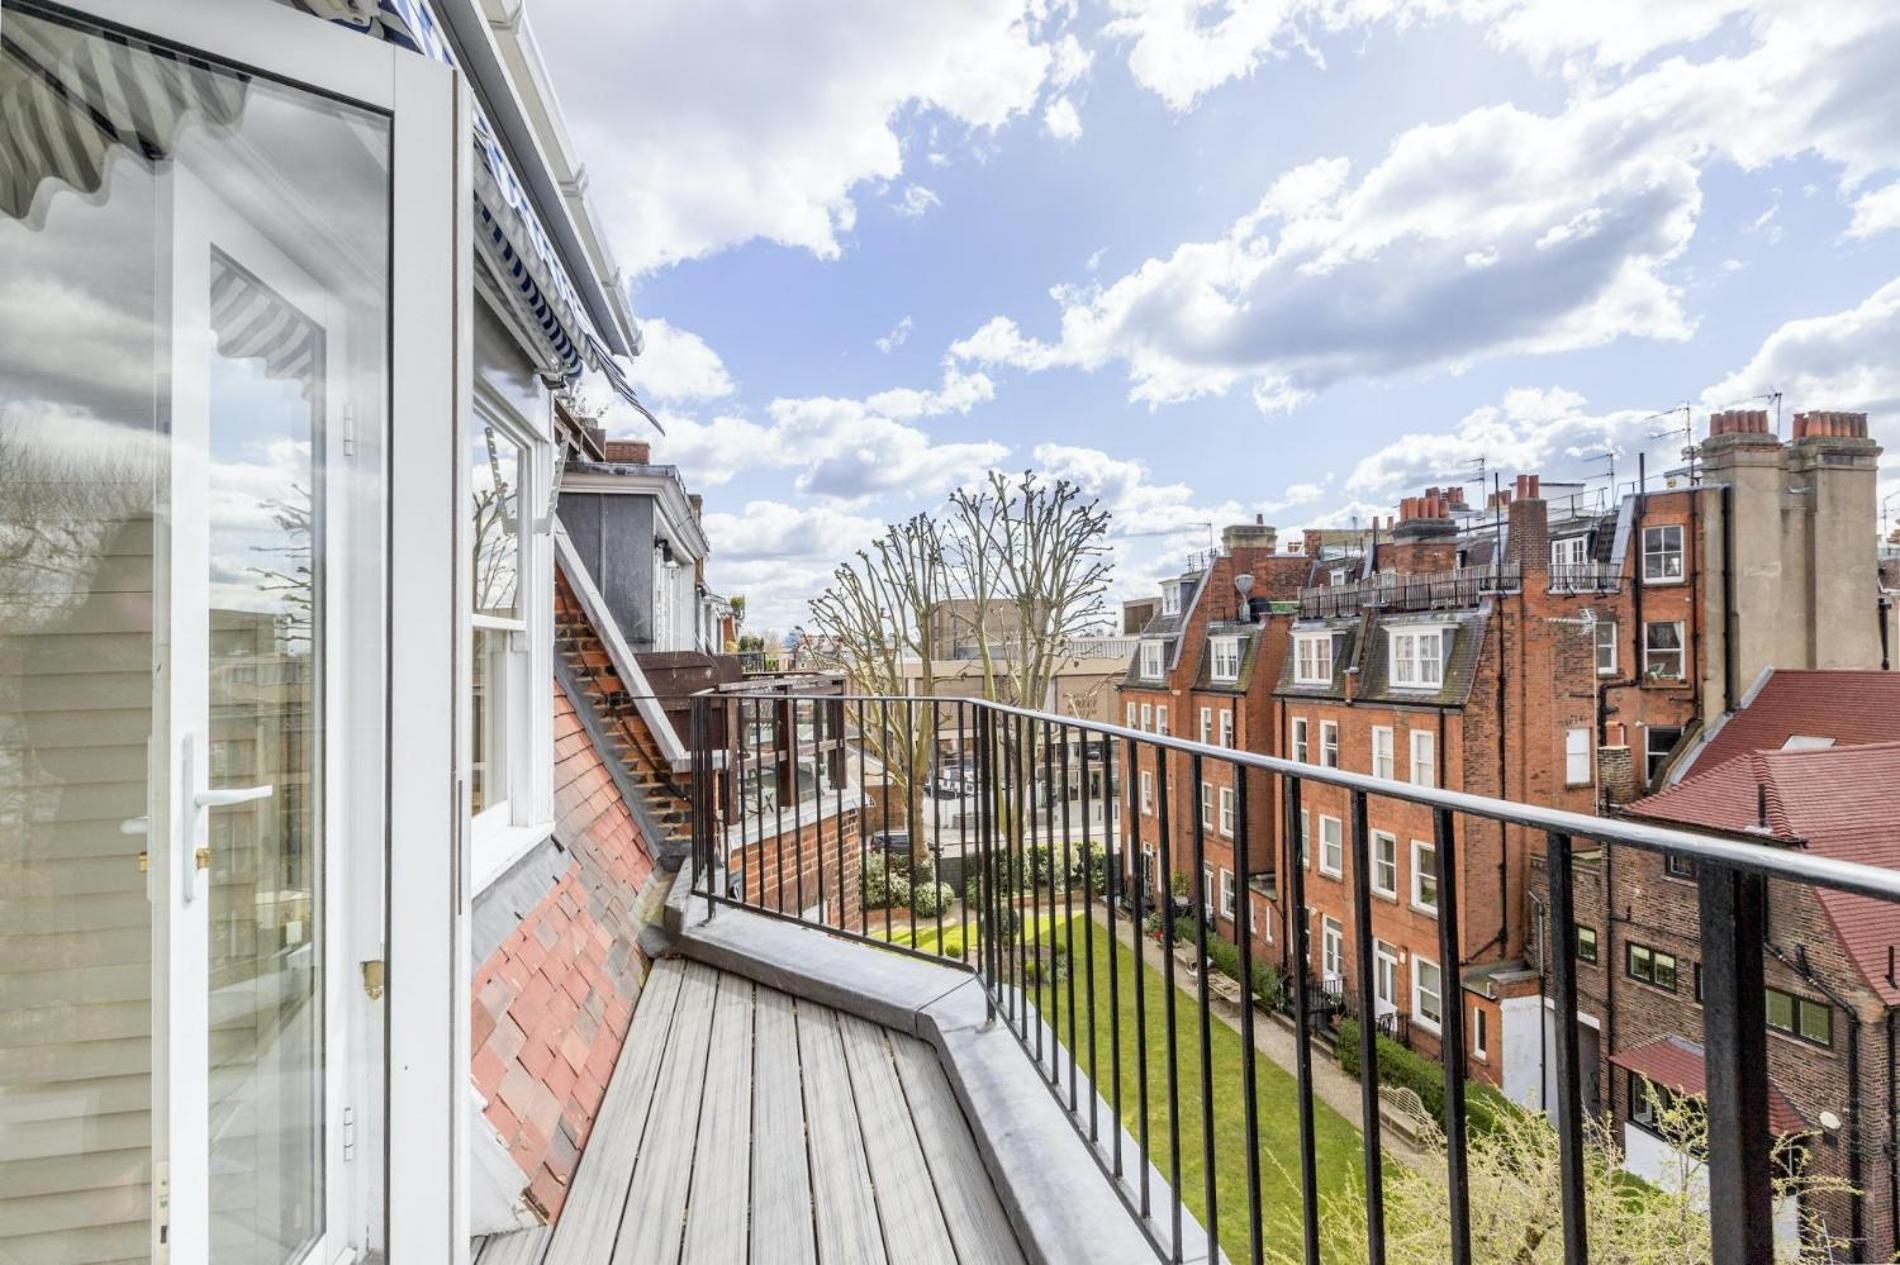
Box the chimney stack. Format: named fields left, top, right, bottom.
left=1507, top=472, right=1549, bottom=574
left=602, top=439, right=652, bottom=464
left=1792, top=410, right=1869, bottom=441
left=1708, top=408, right=1771, bottom=438
left=1222, top=518, right=1279, bottom=555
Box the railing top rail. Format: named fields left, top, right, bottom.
left=697, top=690, right=1900, bottom=903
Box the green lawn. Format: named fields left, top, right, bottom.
left=1024, top=915, right=1367, bottom=1260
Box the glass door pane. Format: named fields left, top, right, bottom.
left=0, top=5, right=391, bottom=1262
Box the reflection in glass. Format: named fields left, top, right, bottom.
left=0, top=5, right=390, bottom=1261
left=471, top=418, right=523, bottom=816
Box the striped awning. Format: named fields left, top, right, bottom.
left=0, top=0, right=648, bottom=412
left=212, top=251, right=323, bottom=394
left=0, top=9, right=248, bottom=221
left=296, top=1, right=642, bottom=403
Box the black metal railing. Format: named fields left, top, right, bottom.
left=1297, top=563, right=1521, bottom=619
left=682, top=691, right=1900, bottom=1265
left=1547, top=561, right=1621, bottom=593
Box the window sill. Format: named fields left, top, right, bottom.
left=1410, top=902, right=1439, bottom=919
left=1411, top=1014, right=1443, bottom=1037
left=472, top=818, right=558, bottom=895
left=1640, top=576, right=1686, bottom=587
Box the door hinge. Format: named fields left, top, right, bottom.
left=343, top=402, right=358, bottom=459
left=155, top=1159, right=170, bottom=1258
left=342, top=1106, right=357, bottom=1163
left=360, top=958, right=385, bottom=1001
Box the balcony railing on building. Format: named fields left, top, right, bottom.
left=679, top=689, right=1900, bottom=1265
left=1547, top=561, right=1622, bottom=593
left=952, top=634, right=1143, bottom=662
left=1298, top=561, right=1521, bottom=619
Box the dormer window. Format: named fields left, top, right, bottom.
left=1161, top=583, right=1181, bottom=616
left=1139, top=640, right=1165, bottom=680
left=1293, top=633, right=1333, bottom=685
left=1389, top=627, right=1446, bottom=689
left=1209, top=636, right=1241, bottom=682
left=1550, top=536, right=1588, bottom=568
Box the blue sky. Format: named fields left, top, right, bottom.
left=532, top=0, right=1900, bottom=631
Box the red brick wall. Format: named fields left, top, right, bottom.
left=470, top=683, right=659, bottom=1222
left=729, top=806, right=864, bottom=930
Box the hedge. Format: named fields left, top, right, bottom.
left=1336, top=1018, right=1515, bottom=1136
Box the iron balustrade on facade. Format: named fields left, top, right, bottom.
left=1297, top=563, right=1522, bottom=620
left=1546, top=561, right=1622, bottom=594
left=681, top=690, right=1900, bottom=1265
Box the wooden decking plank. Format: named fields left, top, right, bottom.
left=610, top=959, right=721, bottom=1264
left=836, top=1014, right=959, bottom=1260
left=888, top=1033, right=1027, bottom=1265
left=748, top=987, right=818, bottom=1265
left=474, top=1225, right=551, bottom=1265
left=544, top=957, right=687, bottom=1265
left=795, top=1002, right=888, bottom=1265
left=679, top=973, right=755, bottom=1264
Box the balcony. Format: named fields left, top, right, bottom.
left=489, top=693, right=1900, bottom=1265
left=1298, top=562, right=1521, bottom=619
left=1547, top=561, right=1622, bottom=594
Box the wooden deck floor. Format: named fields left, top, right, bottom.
left=477, top=956, right=1026, bottom=1265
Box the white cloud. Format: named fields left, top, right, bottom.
left=1847, top=180, right=1900, bottom=240
left=1085, top=246, right=1109, bottom=271
left=954, top=89, right=1702, bottom=409
left=530, top=0, right=1057, bottom=272
left=1343, top=386, right=1655, bottom=495
left=625, top=317, right=734, bottom=401
left=1043, top=96, right=1084, bottom=141
left=897, top=185, right=943, bottom=218
left=698, top=501, right=890, bottom=629
left=1701, top=275, right=1900, bottom=425
left=1051, top=32, right=1096, bottom=86
left=626, top=364, right=1008, bottom=503
left=875, top=315, right=914, bottom=353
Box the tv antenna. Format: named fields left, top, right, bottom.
left=1643, top=402, right=1696, bottom=483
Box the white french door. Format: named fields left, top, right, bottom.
left=1, top=2, right=463, bottom=1262
left=1374, top=943, right=1400, bottom=1021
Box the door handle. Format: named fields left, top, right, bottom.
left=195, top=785, right=275, bottom=809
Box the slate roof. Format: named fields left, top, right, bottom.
left=1610, top=1036, right=1807, bottom=1135
left=1626, top=741, right=1900, bottom=1006
left=1688, top=669, right=1900, bottom=774
left=1121, top=568, right=1208, bottom=687
left=1273, top=607, right=1490, bottom=708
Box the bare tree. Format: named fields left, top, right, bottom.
left=802, top=513, right=948, bottom=868
left=943, top=469, right=1113, bottom=713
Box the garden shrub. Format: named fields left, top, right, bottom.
left=1336, top=1018, right=1516, bottom=1136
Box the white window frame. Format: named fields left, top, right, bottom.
left=1370, top=830, right=1398, bottom=898
left=1409, top=729, right=1436, bottom=788
left=1218, top=786, right=1235, bottom=838
left=1200, top=780, right=1213, bottom=829
left=1218, top=710, right=1234, bottom=748
left=1141, top=770, right=1155, bottom=815
left=1371, top=726, right=1394, bottom=779
left=1292, top=716, right=1310, bottom=763
left=1293, top=633, right=1333, bottom=684
left=1140, top=639, right=1165, bottom=680
left=1644, top=621, right=1686, bottom=680
left=1642, top=523, right=1684, bottom=584
left=1127, top=701, right=1137, bottom=727
left=469, top=375, right=557, bottom=888
left=1471, top=1004, right=1489, bottom=1062
left=1411, top=839, right=1439, bottom=915
left=1140, top=702, right=1153, bottom=731
left=1389, top=627, right=1446, bottom=689
left=1162, top=583, right=1181, bottom=616
left=1319, top=815, right=1344, bottom=878
left=1155, top=705, right=1169, bottom=736
left=1199, top=707, right=1212, bottom=743
left=1412, top=956, right=1444, bottom=1033
left=1320, top=720, right=1339, bottom=769
left=1565, top=727, right=1592, bottom=787
left=1201, top=863, right=1216, bottom=922
left=1299, top=809, right=1311, bottom=869
left=1210, top=635, right=1241, bottom=682
left=1550, top=536, right=1589, bottom=568
left=1595, top=618, right=1618, bottom=676
left=1322, top=916, right=1344, bottom=983
left=1219, top=868, right=1236, bottom=920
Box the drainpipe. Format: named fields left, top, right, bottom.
left=1888, top=1003, right=1897, bottom=1261
left=1721, top=484, right=1738, bottom=712
left=1879, top=592, right=1892, bottom=671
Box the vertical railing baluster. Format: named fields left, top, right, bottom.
left=1349, top=789, right=1385, bottom=1265
left=774, top=694, right=788, bottom=915
left=880, top=698, right=894, bottom=943
left=1061, top=723, right=1079, bottom=1109
left=737, top=697, right=749, bottom=909
left=792, top=699, right=806, bottom=921
left=1544, top=831, right=1589, bottom=1264
left=1433, top=807, right=1471, bottom=1265
left=1038, top=718, right=1054, bottom=1070
left=977, top=707, right=996, bottom=1023
left=833, top=697, right=845, bottom=932
left=753, top=696, right=767, bottom=911
left=959, top=701, right=970, bottom=966
left=857, top=700, right=869, bottom=937
left=1017, top=712, right=1031, bottom=1042
left=1129, top=734, right=1149, bottom=1215
left=1190, top=750, right=1217, bottom=1265
left=1081, top=728, right=1099, bottom=1139
left=1235, top=764, right=1263, bottom=1265
left=933, top=698, right=945, bottom=954
left=902, top=699, right=918, bottom=948
left=1156, top=741, right=1182, bottom=1261
left=1284, top=775, right=1320, bottom=1265
left=1699, top=855, right=1773, bottom=1264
